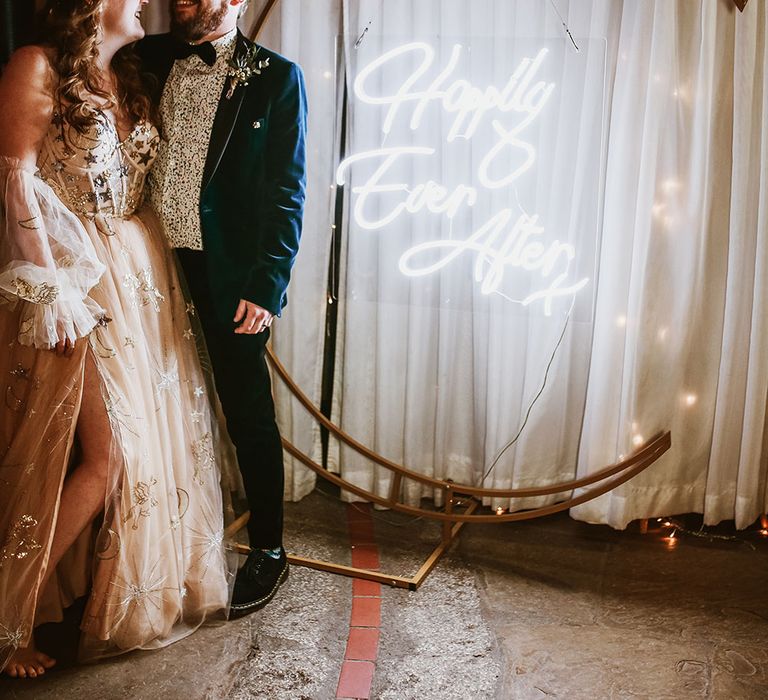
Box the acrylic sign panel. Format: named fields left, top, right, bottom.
left=338, top=36, right=606, bottom=323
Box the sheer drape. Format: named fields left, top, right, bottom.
left=332, top=0, right=768, bottom=528
left=242, top=0, right=339, bottom=500
left=332, top=0, right=608, bottom=511
left=573, top=0, right=768, bottom=529
left=143, top=1, right=767, bottom=529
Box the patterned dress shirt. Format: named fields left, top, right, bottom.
left=149, top=29, right=238, bottom=250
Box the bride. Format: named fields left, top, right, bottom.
left=0, top=0, right=236, bottom=678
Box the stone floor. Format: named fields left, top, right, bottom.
left=1, top=488, right=766, bottom=699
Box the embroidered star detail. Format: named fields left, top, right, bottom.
left=0, top=624, right=25, bottom=649
left=193, top=386, right=204, bottom=398
left=10, top=364, right=30, bottom=380
left=185, top=303, right=196, bottom=316
left=183, top=328, right=194, bottom=340
left=124, top=336, right=136, bottom=348
left=191, top=410, right=203, bottom=423
left=157, top=368, right=180, bottom=393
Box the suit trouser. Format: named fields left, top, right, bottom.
left=176, top=248, right=284, bottom=549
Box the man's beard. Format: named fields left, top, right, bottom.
left=170, top=0, right=229, bottom=42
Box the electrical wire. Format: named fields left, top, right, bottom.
left=480, top=304, right=573, bottom=486
left=547, top=0, right=580, bottom=52
left=659, top=518, right=757, bottom=551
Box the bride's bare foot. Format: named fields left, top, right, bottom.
left=3, top=643, right=56, bottom=678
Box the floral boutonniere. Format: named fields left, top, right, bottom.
left=226, top=45, right=270, bottom=99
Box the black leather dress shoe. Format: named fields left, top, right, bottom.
left=230, top=547, right=289, bottom=617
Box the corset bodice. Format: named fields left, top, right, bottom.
left=37, top=106, right=159, bottom=222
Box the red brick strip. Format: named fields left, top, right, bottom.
left=336, top=503, right=382, bottom=699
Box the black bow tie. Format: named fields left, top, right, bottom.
left=172, top=39, right=217, bottom=67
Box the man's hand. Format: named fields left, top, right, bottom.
left=234, top=299, right=273, bottom=334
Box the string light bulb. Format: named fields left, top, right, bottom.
left=495, top=506, right=506, bottom=516
left=684, top=393, right=698, bottom=407
left=658, top=516, right=753, bottom=547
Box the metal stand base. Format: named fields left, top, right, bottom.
left=224, top=500, right=478, bottom=590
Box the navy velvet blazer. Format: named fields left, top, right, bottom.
left=137, top=31, right=307, bottom=319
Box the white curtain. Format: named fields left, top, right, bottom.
left=143, top=1, right=768, bottom=530
left=332, top=0, right=608, bottom=512
left=573, top=0, right=768, bottom=529
left=330, top=0, right=768, bottom=529
left=242, top=1, right=339, bottom=500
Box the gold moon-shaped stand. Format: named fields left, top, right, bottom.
left=224, top=347, right=672, bottom=589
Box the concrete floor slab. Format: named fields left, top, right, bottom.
left=0, top=490, right=766, bottom=699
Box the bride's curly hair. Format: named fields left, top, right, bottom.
left=40, top=0, right=159, bottom=133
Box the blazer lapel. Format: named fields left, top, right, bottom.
left=201, top=31, right=250, bottom=193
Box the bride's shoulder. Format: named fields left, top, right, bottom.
left=1, top=45, right=56, bottom=94
left=0, top=46, right=57, bottom=161
left=4, top=44, right=55, bottom=74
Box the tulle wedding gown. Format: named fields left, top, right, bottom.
left=0, top=104, right=236, bottom=671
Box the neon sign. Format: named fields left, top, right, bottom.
left=337, top=41, right=589, bottom=315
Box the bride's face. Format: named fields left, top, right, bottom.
left=101, top=0, right=150, bottom=46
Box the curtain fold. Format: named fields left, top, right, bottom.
left=705, top=0, right=768, bottom=528
left=573, top=0, right=768, bottom=529
left=333, top=0, right=612, bottom=508
left=241, top=0, right=340, bottom=501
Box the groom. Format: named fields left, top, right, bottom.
left=138, top=0, right=307, bottom=615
